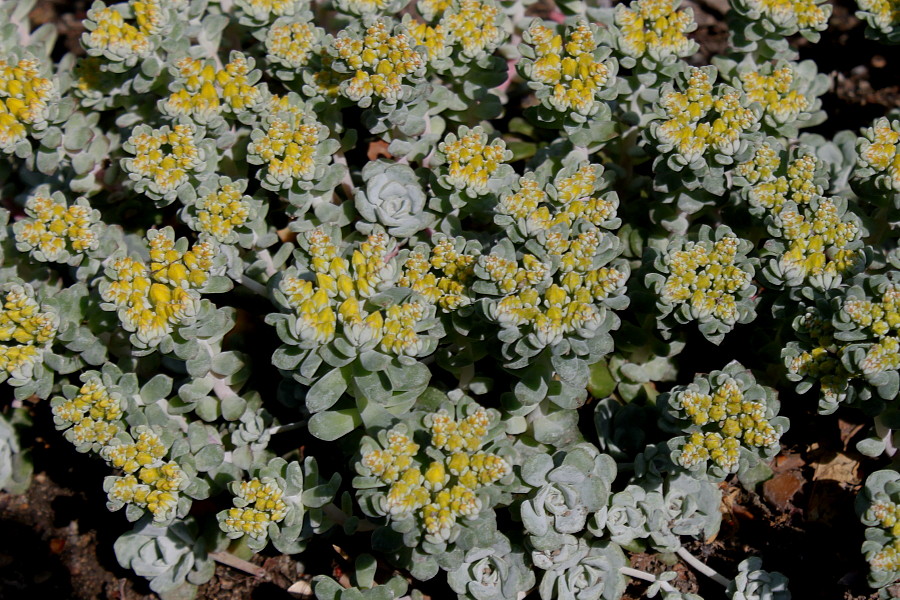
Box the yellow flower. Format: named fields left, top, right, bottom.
left=361, top=405, right=507, bottom=543
left=14, top=192, right=99, bottom=261
left=83, top=7, right=151, bottom=60
left=124, top=123, right=204, bottom=199
left=333, top=20, right=424, bottom=104
left=859, top=118, right=900, bottom=191
left=442, top=0, right=507, bottom=59
left=740, top=64, right=810, bottom=124
left=742, top=0, right=830, bottom=31
left=674, top=378, right=779, bottom=472
left=439, top=127, right=511, bottom=195
left=267, top=18, right=319, bottom=68
left=857, top=0, right=900, bottom=30
left=0, top=55, right=54, bottom=153
left=524, top=21, right=612, bottom=116
left=249, top=96, right=327, bottom=189
left=616, top=0, right=697, bottom=60
left=235, top=0, right=304, bottom=22
left=193, top=182, right=253, bottom=243
left=655, top=67, right=758, bottom=163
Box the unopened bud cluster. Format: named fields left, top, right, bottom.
left=647, top=225, right=755, bottom=343
left=278, top=228, right=438, bottom=357
left=0, top=53, right=55, bottom=153
left=13, top=190, right=101, bottom=264
left=220, top=477, right=288, bottom=540
left=615, top=0, right=698, bottom=66
left=663, top=362, right=785, bottom=478
left=649, top=66, right=759, bottom=171
left=0, top=284, right=57, bottom=384
left=99, top=228, right=219, bottom=348
left=357, top=405, right=509, bottom=544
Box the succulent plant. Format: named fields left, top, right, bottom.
left=217, top=457, right=340, bottom=553
left=520, top=443, right=616, bottom=541
left=726, top=557, right=791, bottom=600
left=645, top=225, right=757, bottom=345
left=355, top=160, right=434, bottom=237
left=659, top=361, right=788, bottom=481
left=113, top=518, right=215, bottom=595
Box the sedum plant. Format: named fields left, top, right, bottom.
left=1, top=0, right=900, bottom=597
left=217, top=456, right=340, bottom=553
left=645, top=225, right=757, bottom=345
left=659, top=361, right=787, bottom=480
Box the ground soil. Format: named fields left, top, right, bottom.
left=3, top=0, right=900, bottom=599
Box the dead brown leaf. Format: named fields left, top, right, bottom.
left=367, top=140, right=392, bottom=161
left=811, top=451, right=861, bottom=487
left=277, top=228, right=298, bottom=244
left=762, top=470, right=805, bottom=511
left=838, top=419, right=865, bottom=450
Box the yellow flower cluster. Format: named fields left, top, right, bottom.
left=83, top=5, right=152, bottom=60
left=499, top=168, right=618, bottom=234
left=856, top=0, right=900, bottom=30
left=0, top=55, right=54, bottom=153
left=236, top=0, right=304, bottom=22
left=336, top=0, right=395, bottom=14
left=52, top=375, right=123, bottom=449
left=0, top=284, right=56, bottom=382
left=101, top=426, right=167, bottom=472
left=103, top=426, right=186, bottom=522
left=488, top=230, right=626, bottom=348
left=482, top=254, right=549, bottom=294
left=674, top=378, right=780, bottom=472
left=740, top=65, right=810, bottom=124
left=484, top=167, right=626, bottom=347
left=124, top=123, right=204, bottom=199
left=418, top=0, right=453, bottom=20
left=736, top=143, right=822, bottom=213
left=442, top=0, right=507, bottom=59
left=333, top=20, right=424, bottom=104
left=656, top=68, right=759, bottom=164
left=281, top=229, right=433, bottom=356
left=407, top=21, right=452, bottom=65
left=108, top=461, right=187, bottom=522
left=866, top=501, right=900, bottom=577
left=525, top=21, right=612, bottom=116
left=132, top=0, right=178, bottom=35
left=777, top=199, right=864, bottom=283
left=843, top=284, right=900, bottom=375
left=162, top=54, right=262, bottom=122
left=249, top=97, right=327, bottom=188
left=742, top=0, right=830, bottom=31
left=858, top=117, right=900, bottom=191
left=679, top=431, right=741, bottom=471
left=266, top=19, right=318, bottom=69
left=194, top=182, right=252, bottom=243
left=399, top=237, right=477, bottom=311
left=788, top=345, right=849, bottom=404
left=221, top=478, right=288, bottom=540
left=869, top=539, right=900, bottom=576
left=14, top=193, right=99, bottom=262
left=148, top=230, right=216, bottom=288
left=660, top=236, right=752, bottom=324
left=616, top=0, right=697, bottom=60
left=100, top=231, right=215, bottom=346
left=439, top=128, right=511, bottom=195
left=361, top=407, right=509, bottom=542
left=785, top=306, right=851, bottom=407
